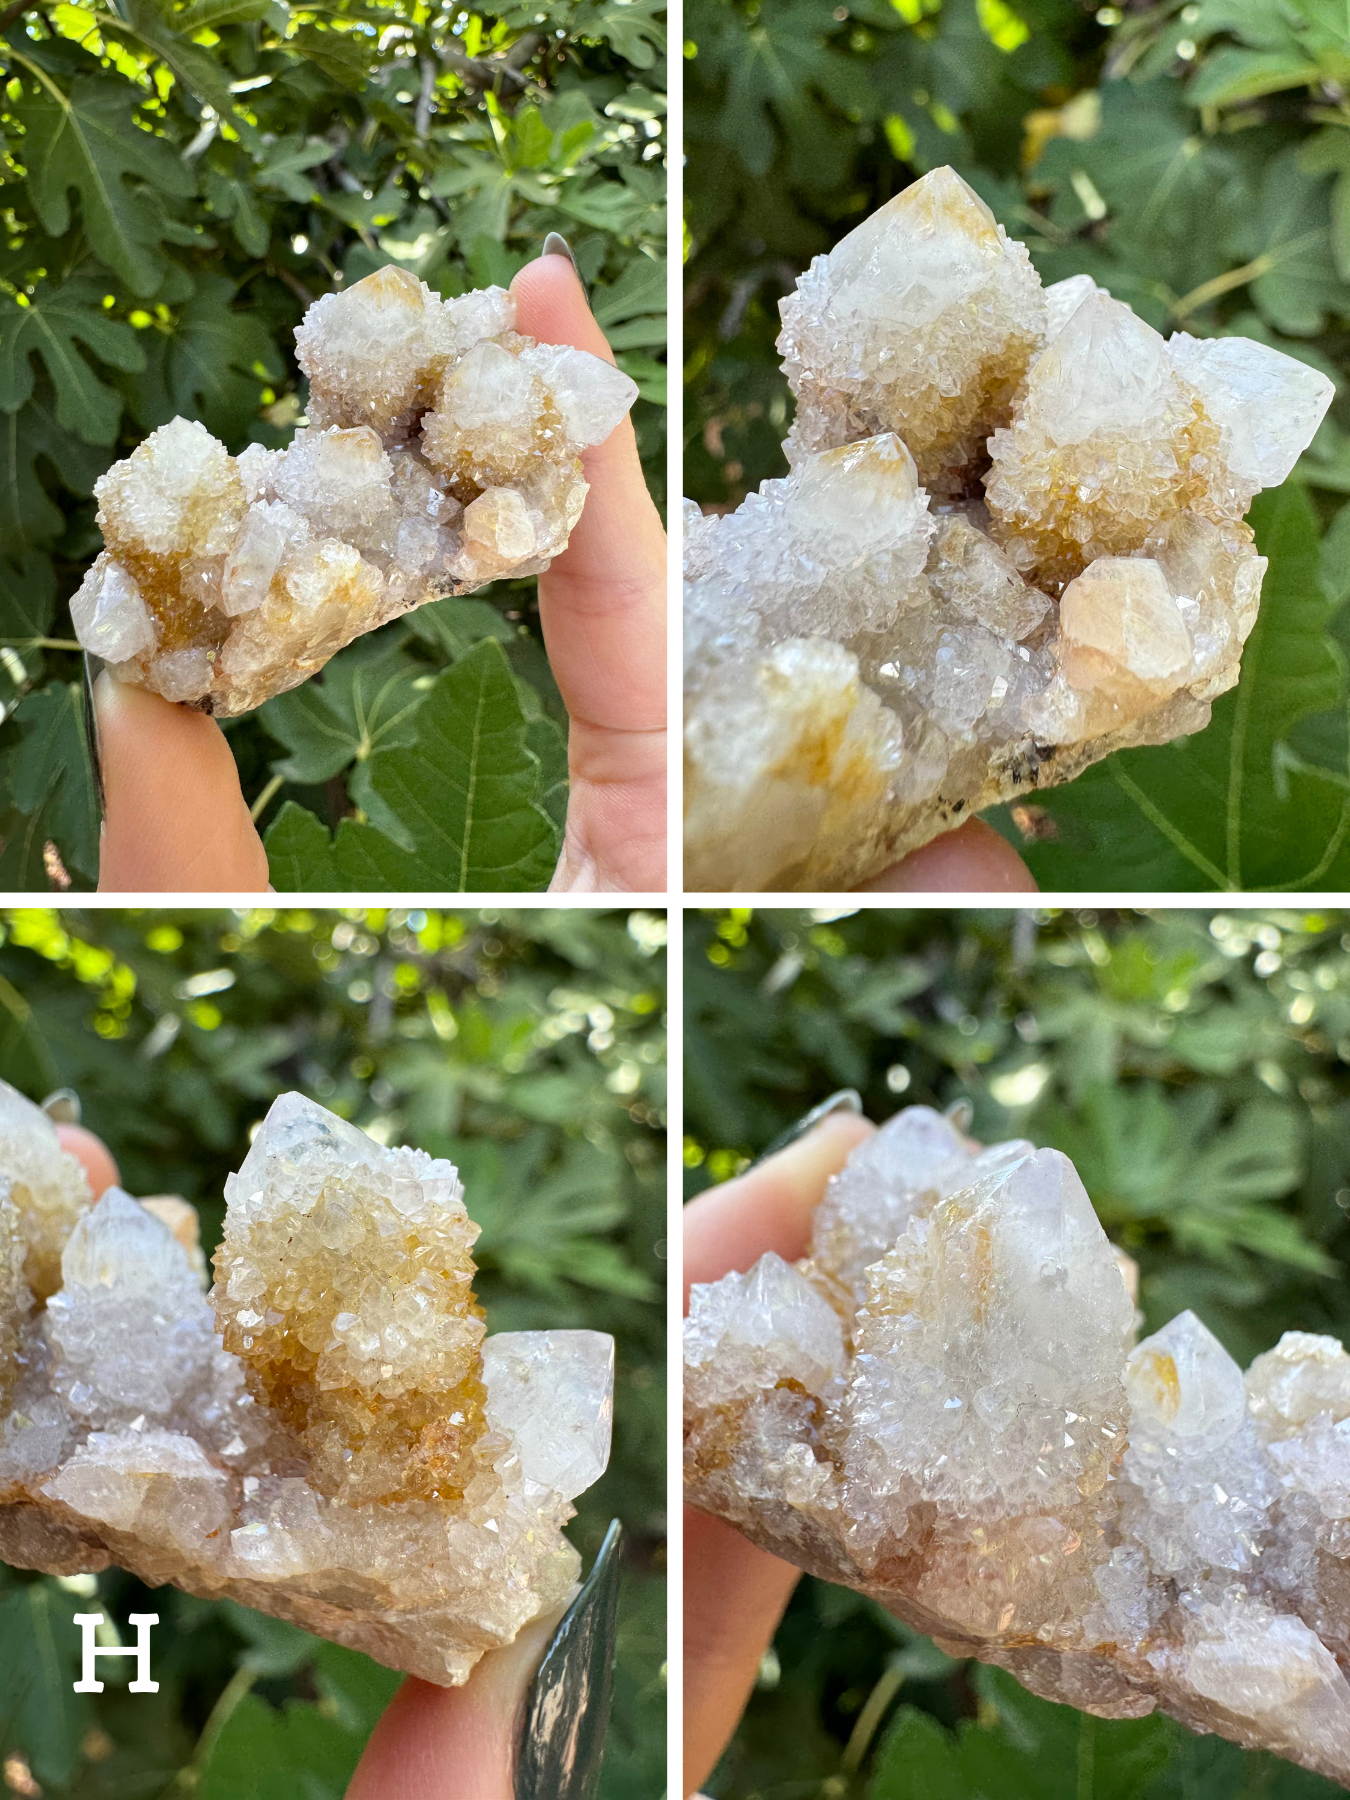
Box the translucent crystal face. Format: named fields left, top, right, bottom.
left=72, top=270, right=638, bottom=717
left=684, top=164, right=1333, bottom=891
left=0, top=1079, right=91, bottom=1300
left=684, top=1108, right=1350, bottom=1787
left=0, top=1086, right=614, bottom=1688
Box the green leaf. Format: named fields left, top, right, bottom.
left=262, top=639, right=559, bottom=890
left=572, top=0, right=667, bottom=68
left=402, top=594, right=516, bottom=658
left=0, top=392, right=107, bottom=552
left=127, top=272, right=283, bottom=443
left=0, top=277, right=144, bottom=447
left=0, top=551, right=56, bottom=719
left=992, top=483, right=1350, bottom=891
left=4, top=679, right=99, bottom=882
left=16, top=75, right=197, bottom=297
left=0, top=1584, right=91, bottom=1788
left=868, top=1667, right=1174, bottom=1800
left=117, top=0, right=248, bottom=125
left=201, top=163, right=272, bottom=258
left=259, top=637, right=425, bottom=783
left=1187, top=45, right=1318, bottom=105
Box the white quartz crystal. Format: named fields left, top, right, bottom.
left=74, top=265, right=638, bottom=717
left=684, top=1107, right=1350, bottom=1784
left=0, top=1088, right=613, bottom=1686
left=684, top=165, right=1333, bottom=890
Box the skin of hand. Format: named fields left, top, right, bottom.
left=683, top=1112, right=875, bottom=1798
left=54, top=1121, right=570, bottom=1797
left=94, top=250, right=666, bottom=894
left=857, top=816, right=1037, bottom=892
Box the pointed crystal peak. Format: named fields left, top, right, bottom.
left=1126, top=1308, right=1247, bottom=1444
left=1167, top=330, right=1335, bottom=491
left=854, top=165, right=1002, bottom=260
left=0, top=1078, right=60, bottom=1148
left=231, top=1092, right=386, bottom=1195
left=1028, top=294, right=1174, bottom=444
left=59, top=1187, right=193, bottom=1294
left=1043, top=273, right=1109, bottom=342
left=482, top=1329, right=614, bottom=1500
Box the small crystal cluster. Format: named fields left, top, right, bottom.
left=0, top=1083, right=613, bottom=1685
left=71, top=266, right=638, bottom=716
left=685, top=1108, right=1350, bottom=1784
left=684, top=167, right=1335, bottom=890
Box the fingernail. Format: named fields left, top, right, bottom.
left=541, top=231, right=590, bottom=304
left=515, top=1519, right=621, bottom=1800
left=84, top=654, right=106, bottom=819
left=753, top=1090, right=863, bottom=1168
left=41, top=1089, right=81, bottom=1125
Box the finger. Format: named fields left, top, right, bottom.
left=510, top=253, right=667, bottom=890
left=682, top=1115, right=872, bottom=1793
left=346, top=1597, right=566, bottom=1800
left=94, top=675, right=270, bottom=893
left=683, top=1508, right=800, bottom=1799
left=55, top=1124, right=119, bottom=1199
left=858, top=817, right=1038, bottom=892
left=682, top=1110, right=874, bottom=1305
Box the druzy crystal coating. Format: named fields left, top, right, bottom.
left=0, top=1084, right=614, bottom=1685
left=71, top=266, right=638, bottom=717
left=683, top=167, right=1334, bottom=891
left=684, top=1108, right=1350, bottom=1784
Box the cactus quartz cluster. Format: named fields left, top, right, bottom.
left=685, top=1107, right=1350, bottom=1785
left=683, top=167, right=1335, bottom=890
left=70, top=266, right=638, bottom=716
left=0, top=1083, right=613, bottom=1684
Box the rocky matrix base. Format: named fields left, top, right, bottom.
left=683, top=167, right=1335, bottom=890
left=0, top=1084, right=613, bottom=1685
left=70, top=267, right=638, bottom=716
left=685, top=1107, right=1350, bottom=1785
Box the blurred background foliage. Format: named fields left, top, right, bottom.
left=683, top=0, right=1350, bottom=889
left=0, top=904, right=666, bottom=1798
left=0, top=0, right=666, bottom=891
left=686, top=905, right=1350, bottom=1798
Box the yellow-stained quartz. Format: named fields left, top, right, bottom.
left=71, top=271, right=638, bottom=717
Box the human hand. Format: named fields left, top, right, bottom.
left=92, top=244, right=666, bottom=894
left=53, top=1113, right=622, bottom=1800
left=682, top=1103, right=875, bottom=1797
left=856, top=816, right=1037, bottom=892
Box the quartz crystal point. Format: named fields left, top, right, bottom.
left=71, top=266, right=638, bottom=716
left=0, top=1087, right=614, bottom=1685
left=684, top=165, right=1334, bottom=890
left=684, top=1107, right=1350, bottom=1784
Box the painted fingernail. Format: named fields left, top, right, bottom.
left=83, top=653, right=106, bottom=820
left=541, top=231, right=590, bottom=303
left=515, top=1518, right=621, bottom=1800
left=754, top=1090, right=863, bottom=1167
left=41, top=1089, right=81, bottom=1125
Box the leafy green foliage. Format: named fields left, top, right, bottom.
left=0, top=905, right=667, bottom=1796
left=0, top=0, right=666, bottom=889
left=687, top=907, right=1350, bottom=1795
left=684, top=0, right=1350, bottom=888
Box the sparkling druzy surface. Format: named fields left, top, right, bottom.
left=0, top=1084, right=614, bottom=1685
left=684, top=1108, right=1350, bottom=1784
left=683, top=167, right=1334, bottom=891
left=71, top=266, right=638, bottom=717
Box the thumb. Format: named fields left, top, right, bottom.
left=94, top=674, right=270, bottom=893
left=347, top=1519, right=620, bottom=1800
left=346, top=1610, right=558, bottom=1800
left=857, top=817, right=1038, bottom=892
